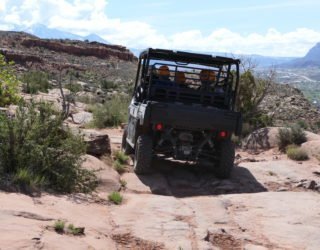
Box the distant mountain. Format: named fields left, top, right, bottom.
left=14, top=24, right=83, bottom=40
left=248, top=54, right=298, bottom=67
left=84, top=33, right=110, bottom=44
left=129, top=48, right=297, bottom=67
left=13, top=24, right=110, bottom=45
left=281, top=42, right=320, bottom=68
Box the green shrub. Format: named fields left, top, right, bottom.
left=108, top=191, right=123, bottom=205
left=54, top=220, right=65, bottom=233
left=0, top=102, right=97, bottom=193
left=286, top=145, right=309, bottom=161
left=277, top=125, right=307, bottom=151
left=92, top=95, right=129, bottom=128
left=100, top=80, right=116, bottom=90
left=0, top=54, right=19, bottom=106
left=277, top=127, right=292, bottom=151
left=21, top=71, right=50, bottom=94
left=113, top=160, right=126, bottom=174
left=290, top=124, right=307, bottom=145
left=65, top=83, right=82, bottom=93
left=13, top=168, right=45, bottom=190
left=296, top=120, right=308, bottom=130
left=67, top=224, right=84, bottom=235
left=113, top=150, right=129, bottom=164
left=120, top=179, right=127, bottom=188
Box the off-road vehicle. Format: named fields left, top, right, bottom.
left=122, top=48, right=242, bottom=178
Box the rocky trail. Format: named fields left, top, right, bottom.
left=1, top=129, right=320, bottom=250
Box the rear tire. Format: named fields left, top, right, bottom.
left=122, top=126, right=134, bottom=155
left=214, top=139, right=235, bottom=178
left=134, top=135, right=153, bottom=174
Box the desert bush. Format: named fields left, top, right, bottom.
left=0, top=102, right=97, bottom=193
left=92, top=95, right=129, bottom=128
left=286, top=145, right=309, bottom=161
left=67, top=224, right=84, bottom=235
left=0, top=54, right=19, bottom=106
left=13, top=168, right=46, bottom=190
left=296, top=120, right=308, bottom=130
left=100, top=79, right=116, bottom=90
left=113, top=160, right=126, bottom=174
left=236, top=65, right=275, bottom=135
left=54, top=220, right=65, bottom=233
left=277, top=127, right=292, bottom=151
left=120, top=179, right=127, bottom=188
left=65, top=82, right=82, bottom=93
left=113, top=150, right=129, bottom=164
left=277, top=125, right=307, bottom=151
left=108, top=191, right=123, bottom=205
left=290, top=124, right=307, bottom=145
left=21, top=71, right=50, bottom=94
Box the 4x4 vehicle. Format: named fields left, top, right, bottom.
left=122, top=48, right=242, bottom=178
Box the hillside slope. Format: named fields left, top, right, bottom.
left=0, top=31, right=137, bottom=84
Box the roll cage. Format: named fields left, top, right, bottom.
left=133, top=48, right=240, bottom=110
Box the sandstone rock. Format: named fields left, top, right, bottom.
left=70, top=111, right=93, bottom=125
left=48, top=88, right=71, bottom=97
left=243, top=127, right=280, bottom=150
left=122, top=173, right=171, bottom=195
left=305, top=131, right=320, bottom=141
left=82, top=154, right=120, bottom=193
left=301, top=140, right=320, bottom=158
left=81, top=129, right=111, bottom=156
left=21, top=38, right=136, bottom=61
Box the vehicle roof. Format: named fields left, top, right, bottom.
left=139, top=48, right=240, bottom=66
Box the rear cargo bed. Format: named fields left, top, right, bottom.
left=149, top=102, right=242, bottom=134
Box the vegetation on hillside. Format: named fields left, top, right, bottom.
left=0, top=56, right=96, bottom=193
left=286, top=144, right=309, bottom=161
left=237, top=58, right=275, bottom=135
left=21, top=71, right=50, bottom=94
left=0, top=54, right=19, bottom=106
left=0, top=102, right=97, bottom=193
left=91, top=95, right=130, bottom=128
left=277, top=124, right=307, bottom=151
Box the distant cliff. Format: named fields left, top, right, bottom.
left=0, top=30, right=137, bottom=85
left=282, top=42, right=320, bottom=68
left=0, top=31, right=136, bottom=69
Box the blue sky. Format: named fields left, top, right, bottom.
left=1, top=0, right=320, bottom=56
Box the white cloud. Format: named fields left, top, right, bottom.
left=0, top=0, right=319, bottom=57
left=0, top=0, right=6, bottom=12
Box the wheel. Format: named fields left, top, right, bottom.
left=134, top=134, right=153, bottom=174
left=121, top=126, right=134, bottom=155
left=214, top=139, right=235, bottom=178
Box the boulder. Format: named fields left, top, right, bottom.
left=81, top=129, right=111, bottom=156
left=243, top=127, right=280, bottom=150
left=70, top=111, right=93, bottom=125
left=305, top=131, right=320, bottom=141
left=82, top=154, right=120, bottom=193
left=243, top=127, right=320, bottom=151
left=301, top=140, right=320, bottom=158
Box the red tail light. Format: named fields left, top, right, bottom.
left=155, top=123, right=163, bottom=131
left=218, top=131, right=228, bottom=138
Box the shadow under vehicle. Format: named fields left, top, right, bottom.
left=122, top=48, right=242, bottom=178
